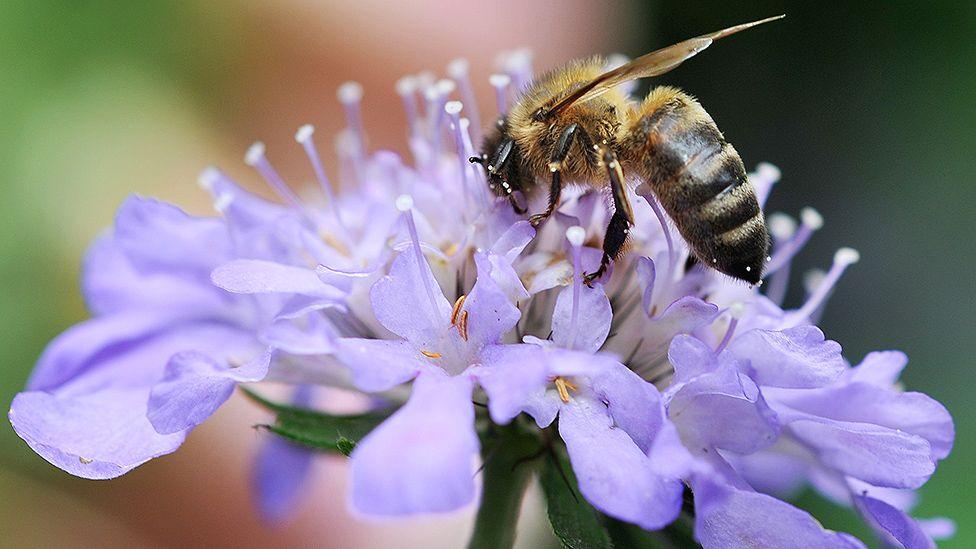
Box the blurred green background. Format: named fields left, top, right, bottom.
left=1, top=1, right=972, bottom=546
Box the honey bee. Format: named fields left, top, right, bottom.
left=471, top=16, right=783, bottom=285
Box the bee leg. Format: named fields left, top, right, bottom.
left=529, top=123, right=581, bottom=227
left=585, top=147, right=633, bottom=285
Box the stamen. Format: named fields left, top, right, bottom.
left=554, top=377, right=578, bottom=403
left=244, top=142, right=303, bottom=209
left=445, top=101, right=473, bottom=213
left=715, top=302, right=744, bottom=353
left=397, top=194, right=442, bottom=324
left=791, top=247, right=860, bottom=324
left=489, top=73, right=511, bottom=114
left=420, top=350, right=442, bottom=359
left=752, top=162, right=782, bottom=207
left=566, top=226, right=586, bottom=350
left=423, top=82, right=452, bottom=156
left=500, top=48, right=533, bottom=95
left=451, top=294, right=467, bottom=325
left=764, top=212, right=798, bottom=305
left=337, top=81, right=366, bottom=158
left=295, top=124, right=346, bottom=231
left=637, top=184, right=677, bottom=281
left=447, top=58, right=481, bottom=146
left=766, top=207, right=823, bottom=274
left=396, top=76, right=420, bottom=140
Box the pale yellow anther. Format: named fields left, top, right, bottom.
left=554, top=377, right=578, bottom=403
left=451, top=294, right=467, bottom=325
left=320, top=229, right=351, bottom=257
left=458, top=310, right=469, bottom=341
left=420, top=350, right=442, bottom=359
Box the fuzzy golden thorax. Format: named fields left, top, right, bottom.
left=502, top=58, right=631, bottom=189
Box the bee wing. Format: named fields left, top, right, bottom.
left=545, top=15, right=784, bottom=117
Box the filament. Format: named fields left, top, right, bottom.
left=295, top=124, right=347, bottom=232
left=397, top=195, right=442, bottom=325
left=566, top=226, right=586, bottom=350
left=244, top=142, right=303, bottom=209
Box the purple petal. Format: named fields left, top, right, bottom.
left=211, top=259, right=343, bottom=299
left=114, top=195, right=231, bottom=276
left=82, top=235, right=230, bottom=318
left=369, top=247, right=452, bottom=349
left=726, top=326, right=846, bottom=388
left=653, top=296, right=720, bottom=331
left=147, top=349, right=271, bottom=434
left=27, top=312, right=174, bottom=392
left=853, top=494, right=935, bottom=549
left=635, top=256, right=656, bottom=314
left=694, top=475, right=866, bottom=548
left=472, top=344, right=548, bottom=425
left=9, top=389, right=186, bottom=479
left=349, top=370, right=478, bottom=515
left=262, top=313, right=336, bottom=355
left=464, top=256, right=521, bottom=348
left=490, top=220, right=535, bottom=261
left=668, top=334, right=719, bottom=384
left=844, top=351, right=908, bottom=386
left=551, top=282, right=611, bottom=353
left=668, top=364, right=780, bottom=454
left=788, top=419, right=935, bottom=489
left=589, top=361, right=665, bottom=454
left=768, top=382, right=953, bottom=460
left=333, top=338, right=423, bottom=392
left=252, top=386, right=316, bottom=525
left=559, top=397, right=684, bottom=530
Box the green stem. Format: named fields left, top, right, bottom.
left=467, top=424, right=540, bottom=549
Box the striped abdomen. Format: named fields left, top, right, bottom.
left=622, top=89, right=769, bottom=284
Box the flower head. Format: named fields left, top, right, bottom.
left=9, top=51, right=954, bottom=548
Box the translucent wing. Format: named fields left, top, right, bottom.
left=542, top=15, right=784, bottom=118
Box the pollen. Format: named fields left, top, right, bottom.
left=554, top=376, right=578, bottom=403
left=79, top=456, right=93, bottom=464
left=420, top=350, right=442, bottom=359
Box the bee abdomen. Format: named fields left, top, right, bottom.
left=624, top=91, right=769, bottom=283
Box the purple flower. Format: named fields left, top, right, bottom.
left=9, top=51, right=954, bottom=547
left=479, top=227, right=691, bottom=530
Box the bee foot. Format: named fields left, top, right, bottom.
left=528, top=213, right=550, bottom=227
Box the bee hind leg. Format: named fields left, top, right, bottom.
left=529, top=123, right=582, bottom=227
left=584, top=147, right=634, bottom=285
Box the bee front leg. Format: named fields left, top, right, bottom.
left=529, top=123, right=582, bottom=227
left=585, top=147, right=634, bottom=285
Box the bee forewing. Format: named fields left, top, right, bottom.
left=546, top=15, right=785, bottom=115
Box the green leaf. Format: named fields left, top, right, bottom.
left=604, top=515, right=700, bottom=549
left=241, top=387, right=393, bottom=454
left=540, top=450, right=613, bottom=549
left=468, top=424, right=541, bottom=549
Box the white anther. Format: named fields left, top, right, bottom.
left=337, top=81, right=364, bottom=104
left=768, top=212, right=797, bottom=240
left=566, top=226, right=586, bottom=247
left=605, top=53, right=630, bottom=70
left=244, top=142, right=265, bottom=166
left=489, top=73, right=511, bottom=88
left=395, top=194, right=414, bottom=212
left=395, top=76, right=417, bottom=96
left=197, top=166, right=220, bottom=190
left=835, top=247, right=861, bottom=266
left=728, top=302, right=746, bottom=319
left=803, top=269, right=826, bottom=294
left=445, top=101, right=464, bottom=116
left=756, top=162, right=782, bottom=182
left=436, top=79, right=456, bottom=96
left=800, top=207, right=824, bottom=230
left=446, top=58, right=469, bottom=78
left=295, top=124, right=315, bottom=143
